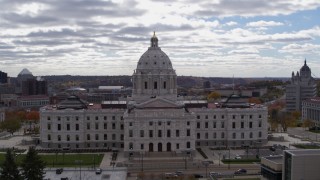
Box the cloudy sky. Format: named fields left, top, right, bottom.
left=0, top=0, right=320, bottom=77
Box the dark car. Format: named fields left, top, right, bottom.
left=56, top=168, right=63, bottom=174
left=270, top=146, right=276, bottom=151
left=193, top=174, right=204, bottom=178
left=234, top=168, right=247, bottom=175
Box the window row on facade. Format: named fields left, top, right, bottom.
left=47, top=133, right=124, bottom=141
left=46, top=115, right=123, bottom=121
left=195, top=121, right=262, bottom=129
left=47, top=122, right=124, bottom=131
left=196, top=114, right=263, bottom=120
left=196, top=131, right=263, bottom=139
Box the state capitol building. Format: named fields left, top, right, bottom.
left=40, top=33, right=268, bottom=156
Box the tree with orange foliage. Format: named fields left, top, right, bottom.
left=248, top=97, right=262, bottom=104
left=26, top=111, right=40, bottom=133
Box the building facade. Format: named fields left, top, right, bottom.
left=40, top=33, right=268, bottom=156
left=302, top=97, right=320, bottom=127
left=286, top=60, right=317, bottom=112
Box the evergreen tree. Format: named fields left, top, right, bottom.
left=0, top=149, right=22, bottom=180
left=21, top=147, right=46, bottom=180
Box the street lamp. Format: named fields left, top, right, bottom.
left=203, top=161, right=209, bottom=178
left=228, top=147, right=230, bottom=169
left=140, top=151, right=145, bottom=172
left=75, top=160, right=82, bottom=180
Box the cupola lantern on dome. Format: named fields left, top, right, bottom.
left=150, top=31, right=158, bottom=47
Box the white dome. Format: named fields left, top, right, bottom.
left=136, top=32, right=173, bottom=70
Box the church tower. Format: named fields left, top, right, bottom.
left=132, top=32, right=177, bottom=103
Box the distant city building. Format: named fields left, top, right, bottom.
left=40, top=33, right=268, bottom=156
left=0, top=71, right=8, bottom=84
left=17, top=95, right=49, bottom=109
left=286, top=60, right=316, bottom=112
left=203, top=81, right=211, bottom=89
left=16, top=68, right=48, bottom=96
left=214, top=88, right=267, bottom=98
left=302, top=97, right=320, bottom=127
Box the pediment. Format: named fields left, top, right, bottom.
left=135, top=97, right=183, bottom=109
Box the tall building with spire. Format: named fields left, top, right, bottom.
left=286, top=60, right=317, bottom=112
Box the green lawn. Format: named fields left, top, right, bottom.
left=222, top=159, right=260, bottom=164
left=0, top=153, right=104, bottom=167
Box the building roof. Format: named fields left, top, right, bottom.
left=57, top=95, right=88, bottom=110
left=136, top=32, right=173, bottom=70
left=304, top=97, right=320, bottom=104
left=285, top=149, right=320, bottom=156
left=18, top=68, right=33, bottom=76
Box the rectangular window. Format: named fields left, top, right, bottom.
left=87, top=123, right=90, bottom=130
left=197, top=133, right=200, bottom=139
left=95, top=134, right=99, bottom=140
left=213, top=122, right=216, bottom=128
left=87, top=134, right=90, bottom=140
left=241, top=133, right=244, bottom=139
left=129, top=122, right=133, bottom=126
left=197, top=122, right=200, bottom=129
left=233, top=115, right=236, bottom=119
left=149, top=121, right=153, bottom=126
left=158, top=130, right=162, bottom=137
left=141, top=144, right=144, bottom=150
left=167, top=130, right=171, bottom=137
left=213, top=115, right=216, bottom=119
left=205, top=133, right=208, bottom=139
left=104, top=134, right=107, bottom=140
left=47, top=117, right=51, bottom=120
left=95, top=123, right=99, bottom=130
left=67, top=124, right=70, bottom=131
left=112, top=134, right=116, bottom=140
left=47, top=123, right=51, bottom=130
left=154, top=81, right=157, bottom=89
left=232, top=122, right=236, bottom=129
left=259, top=115, right=262, bottom=118
left=104, top=116, right=107, bottom=120
left=87, top=116, right=90, bottom=120
left=250, top=115, right=253, bottom=119
left=140, top=130, right=144, bottom=137
left=104, top=123, right=107, bottom=129
left=221, top=115, right=224, bottom=119
left=241, top=115, right=244, bottom=119
left=76, top=116, right=79, bottom=121
left=112, top=116, right=115, bottom=120
left=144, top=81, right=148, bottom=89
left=163, top=81, right=166, bottom=89
left=249, top=122, right=253, bottom=128
left=241, top=122, right=244, bottom=128
left=167, top=121, right=171, bottom=126
left=176, top=143, right=179, bottom=149
left=197, top=115, right=200, bottom=119
left=149, top=130, right=153, bottom=137
left=95, top=116, right=99, bottom=120
left=76, top=124, right=79, bottom=131
left=129, top=130, right=133, bottom=137
left=187, top=129, right=190, bottom=136
left=121, top=134, right=124, bottom=140
left=158, top=121, right=162, bottom=126
left=120, top=124, right=124, bottom=130
left=57, top=124, right=61, bottom=131
left=205, top=115, right=208, bottom=119
left=259, top=121, right=262, bottom=127
left=221, top=122, right=224, bottom=128
left=205, top=122, right=208, bottom=128
left=187, top=121, right=190, bottom=126
left=112, top=123, right=116, bottom=129
left=176, top=130, right=180, bottom=137
left=57, top=116, right=61, bottom=121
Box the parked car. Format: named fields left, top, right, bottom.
left=95, top=168, right=102, bottom=174
left=235, top=155, right=242, bottom=159
left=193, top=174, right=204, bottom=178
left=234, top=168, right=247, bottom=175
left=174, top=171, right=184, bottom=176
left=56, top=168, right=63, bottom=174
